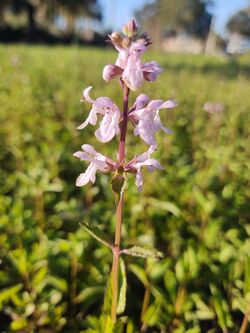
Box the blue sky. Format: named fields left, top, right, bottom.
left=99, top=0, right=250, bottom=36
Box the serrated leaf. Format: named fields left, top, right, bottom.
left=117, top=258, right=127, bottom=315
left=122, top=246, right=163, bottom=259
left=81, top=222, right=112, bottom=249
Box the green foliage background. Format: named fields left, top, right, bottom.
left=0, top=46, right=250, bottom=332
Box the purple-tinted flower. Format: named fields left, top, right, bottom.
left=78, top=86, right=121, bottom=143
left=122, top=53, right=144, bottom=91
left=128, top=95, right=177, bottom=145
left=125, top=145, right=163, bottom=192
left=73, top=144, right=118, bottom=187
left=103, top=65, right=123, bottom=81
left=142, top=61, right=163, bottom=82
left=103, top=27, right=162, bottom=91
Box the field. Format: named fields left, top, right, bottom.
left=0, top=45, right=250, bottom=332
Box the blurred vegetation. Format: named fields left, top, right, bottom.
left=0, top=0, right=102, bottom=43
left=227, top=6, right=250, bottom=37
left=136, top=0, right=213, bottom=46
left=0, top=46, right=250, bottom=332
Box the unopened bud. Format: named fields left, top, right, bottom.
left=123, top=19, right=137, bottom=37
left=122, top=37, right=131, bottom=49
left=110, top=32, right=123, bottom=47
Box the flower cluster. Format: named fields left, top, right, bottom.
left=74, top=19, right=176, bottom=191
left=103, top=31, right=162, bottom=91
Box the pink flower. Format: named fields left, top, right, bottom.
left=128, top=95, right=177, bottom=145
left=77, top=86, right=121, bottom=143
left=142, top=61, right=163, bottom=82
left=125, top=145, right=163, bottom=192
left=73, top=144, right=118, bottom=187
left=103, top=29, right=162, bottom=91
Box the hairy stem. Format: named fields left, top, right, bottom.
left=111, top=85, right=130, bottom=323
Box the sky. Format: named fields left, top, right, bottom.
left=99, top=0, right=250, bottom=36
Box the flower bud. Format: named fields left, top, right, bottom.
left=103, top=64, right=123, bottom=81
left=110, top=32, right=123, bottom=48
left=123, top=19, right=138, bottom=37
left=110, top=32, right=122, bottom=43
left=122, top=37, right=132, bottom=49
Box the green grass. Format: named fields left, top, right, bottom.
left=0, top=45, right=250, bottom=332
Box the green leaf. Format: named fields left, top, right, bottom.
left=122, top=246, right=163, bottom=259
left=32, top=266, right=48, bottom=292
left=74, top=286, right=105, bottom=306
left=129, top=264, right=149, bottom=287
left=117, top=258, right=127, bottom=315
left=10, top=318, right=28, bottom=330
left=149, top=198, right=181, bottom=217
left=81, top=222, right=112, bottom=249
left=113, top=318, right=124, bottom=333
left=0, top=284, right=23, bottom=307
left=244, top=256, right=250, bottom=295
left=47, top=276, right=67, bottom=292
left=210, top=285, right=233, bottom=330
left=143, top=303, right=161, bottom=326
left=192, top=294, right=215, bottom=320
left=103, top=315, right=113, bottom=333
left=103, top=274, right=112, bottom=315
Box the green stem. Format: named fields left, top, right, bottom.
left=111, top=193, right=124, bottom=322
left=111, top=84, right=130, bottom=323
left=140, top=286, right=150, bottom=332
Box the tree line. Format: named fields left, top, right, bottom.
left=0, top=0, right=102, bottom=42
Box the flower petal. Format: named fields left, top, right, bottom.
left=95, top=111, right=120, bottom=143
left=134, top=115, right=157, bottom=145
left=77, top=109, right=97, bottom=129
left=135, top=145, right=157, bottom=163
left=103, top=64, right=123, bottom=81
left=147, top=100, right=164, bottom=110
left=135, top=167, right=143, bottom=192
left=115, top=49, right=128, bottom=68
left=73, top=151, right=89, bottom=160
left=142, top=61, right=163, bottom=81
left=81, top=144, right=98, bottom=155
left=94, top=97, right=118, bottom=114
left=159, top=100, right=177, bottom=109
left=81, top=86, right=95, bottom=103
left=76, top=172, right=90, bottom=187
left=76, top=163, right=97, bottom=187
left=122, top=54, right=144, bottom=91
left=130, top=94, right=150, bottom=112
